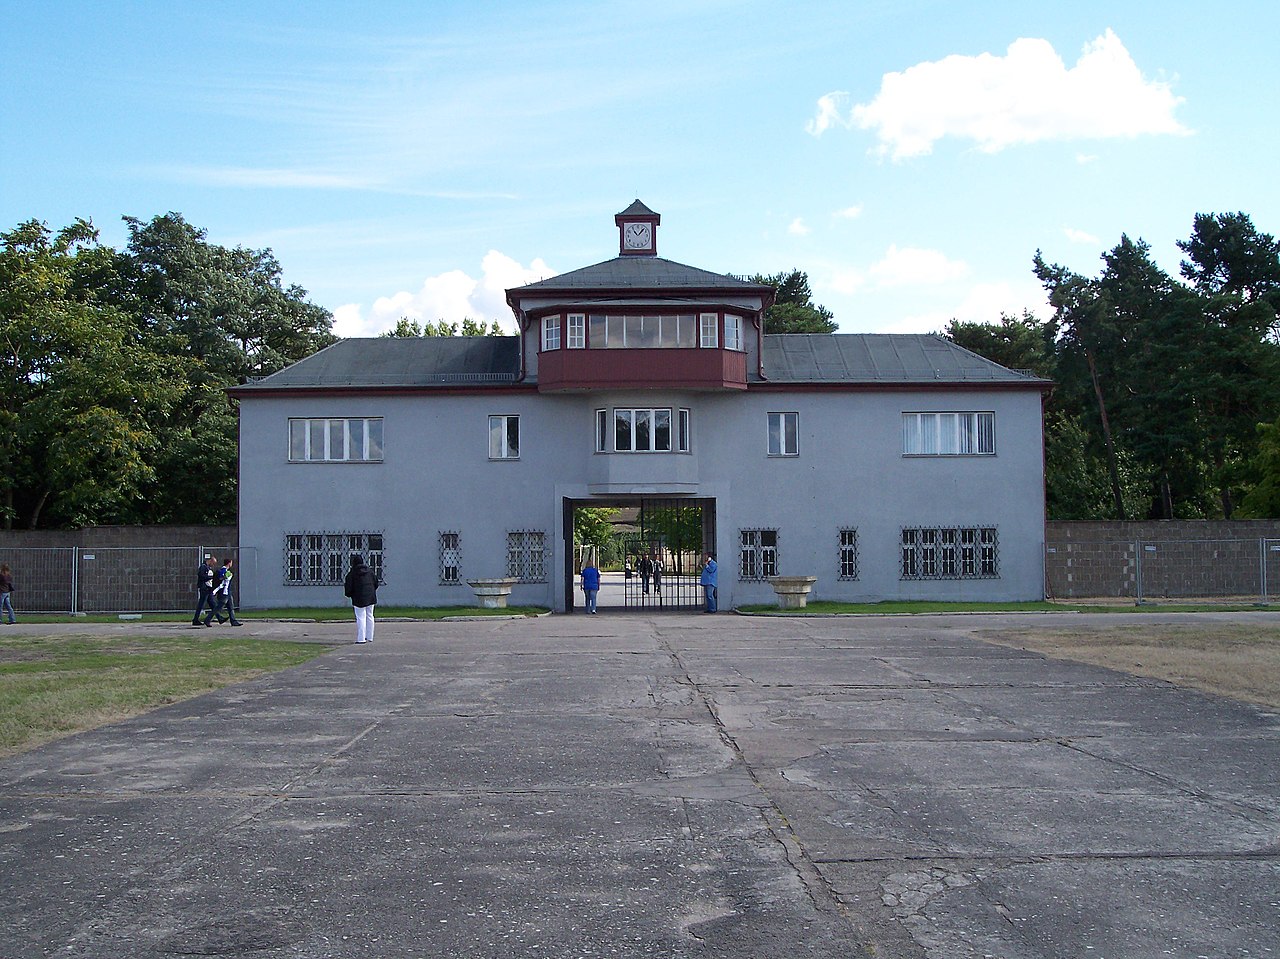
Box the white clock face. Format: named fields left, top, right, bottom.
left=624, top=222, right=652, bottom=249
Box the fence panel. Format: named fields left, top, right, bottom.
left=1, top=548, right=76, bottom=613
left=1136, top=539, right=1262, bottom=602
left=1045, top=540, right=1137, bottom=599
left=1266, top=539, right=1280, bottom=602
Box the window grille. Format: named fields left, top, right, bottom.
left=507, top=530, right=546, bottom=583
left=284, top=531, right=384, bottom=586
left=839, top=528, right=859, bottom=580
left=440, top=531, right=461, bottom=584
left=740, top=529, right=778, bottom=581
left=901, top=526, right=998, bottom=580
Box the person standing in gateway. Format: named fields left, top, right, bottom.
left=343, top=554, right=379, bottom=644
left=700, top=553, right=718, bottom=613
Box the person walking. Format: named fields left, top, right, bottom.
left=580, top=560, right=600, bottom=614
left=638, top=555, right=653, bottom=595
left=192, top=556, right=218, bottom=626
left=203, top=558, right=242, bottom=627
left=343, top=554, right=379, bottom=644
left=700, top=553, right=718, bottom=613
left=0, top=563, right=16, bottom=624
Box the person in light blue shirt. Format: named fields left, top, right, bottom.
left=581, top=562, right=601, bottom=614
left=699, top=553, right=718, bottom=613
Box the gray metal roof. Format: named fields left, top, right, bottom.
left=617, top=199, right=659, bottom=219
left=510, top=256, right=770, bottom=294
left=761, top=334, right=1047, bottom=384
left=235, top=336, right=521, bottom=390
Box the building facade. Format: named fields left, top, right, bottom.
left=234, top=202, right=1050, bottom=611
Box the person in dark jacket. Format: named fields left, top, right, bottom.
left=343, top=554, right=379, bottom=644
left=0, top=563, right=16, bottom=624
left=192, top=556, right=218, bottom=626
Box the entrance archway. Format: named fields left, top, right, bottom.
left=564, top=497, right=715, bottom=612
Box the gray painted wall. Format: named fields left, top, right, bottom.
left=238, top=386, right=1046, bottom=609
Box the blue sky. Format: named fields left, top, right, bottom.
left=4, top=1, right=1277, bottom=336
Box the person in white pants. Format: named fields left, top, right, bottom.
left=342, top=554, right=379, bottom=644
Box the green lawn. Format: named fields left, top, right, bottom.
left=7, top=605, right=550, bottom=624
left=0, top=632, right=333, bottom=757
left=736, top=599, right=1275, bottom=614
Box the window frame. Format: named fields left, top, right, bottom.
left=767, top=411, right=799, bottom=457
left=839, top=528, right=859, bottom=581
left=506, top=530, right=547, bottom=583
left=900, top=526, right=999, bottom=580
left=724, top=314, right=743, bottom=351
left=608, top=407, right=682, bottom=453
left=700, top=312, right=720, bottom=349
left=284, top=531, right=384, bottom=586
left=489, top=414, right=521, bottom=460
left=739, top=528, right=779, bottom=581
left=288, top=417, right=384, bottom=463
left=439, top=531, right=461, bottom=585
left=902, top=411, right=996, bottom=456
left=541, top=315, right=561, bottom=351
left=566, top=313, right=586, bottom=349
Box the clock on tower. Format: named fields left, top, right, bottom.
left=615, top=200, right=659, bottom=256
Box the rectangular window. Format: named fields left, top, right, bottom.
left=439, top=531, right=461, bottom=584
left=678, top=408, right=690, bottom=452
left=739, top=529, right=778, bottom=581
left=767, top=412, right=799, bottom=456
left=489, top=415, right=520, bottom=459
left=507, top=530, right=546, bottom=583
left=288, top=418, right=384, bottom=462
left=283, top=531, right=383, bottom=586
left=566, top=313, right=586, bottom=349
left=724, top=314, right=743, bottom=351
left=901, top=526, right=999, bottom=580
left=839, top=528, right=859, bottom=580
left=541, top=315, right=561, bottom=351
left=595, top=408, right=608, bottom=453
left=700, top=313, right=719, bottom=349
left=610, top=408, right=675, bottom=452
left=902, top=412, right=996, bottom=456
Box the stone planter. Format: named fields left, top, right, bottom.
left=767, top=576, right=818, bottom=609
left=468, top=578, right=519, bottom=609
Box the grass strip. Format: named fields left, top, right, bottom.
left=0, top=633, right=332, bottom=757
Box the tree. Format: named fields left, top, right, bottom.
left=944, top=311, right=1054, bottom=378
left=748, top=270, right=838, bottom=334
left=1238, top=415, right=1280, bottom=518
left=380, top=317, right=504, bottom=337
left=0, top=220, right=188, bottom=528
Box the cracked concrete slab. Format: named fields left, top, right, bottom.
left=2, top=611, right=1278, bottom=957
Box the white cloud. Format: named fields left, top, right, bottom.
left=875, top=280, right=1052, bottom=334
left=1064, top=227, right=1101, bottom=245
left=156, top=165, right=380, bottom=190
left=330, top=251, right=552, bottom=337
left=832, top=204, right=864, bottom=220
left=788, top=217, right=811, bottom=236
left=808, top=29, right=1189, bottom=159
left=869, top=244, right=969, bottom=287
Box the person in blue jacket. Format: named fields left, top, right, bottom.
left=580, top=560, right=601, bottom=614
left=700, top=553, right=718, bottom=613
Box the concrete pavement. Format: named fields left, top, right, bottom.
left=1, top=610, right=1278, bottom=957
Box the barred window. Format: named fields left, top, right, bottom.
left=289, top=418, right=383, bottom=462
left=901, top=526, right=998, bottom=580
left=902, top=412, right=995, bottom=456
left=285, top=532, right=384, bottom=586
left=740, top=529, right=778, bottom=581
left=440, top=531, right=461, bottom=584
left=839, top=528, right=859, bottom=580
left=507, top=530, right=546, bottom=583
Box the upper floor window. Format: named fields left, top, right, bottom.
left=724, top=314, right=743, bottom=351
left=588, top=314, right=697, bottom=349
left=542, top=315, right=561, bottom=351
left=902, top=412, right=995, bottom=456
left=768, top=412, right=799, bottom=456
left=700, top=313, right=719, bottom=348
left=598, top=408, right=690, bottom=453
left=566, top=313, right=586, bottom=349
left=289, top=418, right=383, bottom=463
left=489, top=414, right=520, bottom=459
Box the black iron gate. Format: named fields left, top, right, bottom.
left=566, top=497, right=715, bottom=611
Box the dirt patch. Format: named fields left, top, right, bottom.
left=975, top=622, right=1280, bottom=710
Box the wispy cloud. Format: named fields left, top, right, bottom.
left=788, top=217, right=811, bottom=236
left=1064, top=227, right=1100, bottom=245
left=832, top=204, right=864, bottom=220
left=807, top=29, right=1189, bottom=159
left=869, top=244, right=969, bottom=287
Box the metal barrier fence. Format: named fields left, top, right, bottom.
left=0, top=545, right=253, bottom=614
left=1046, top=537, right=1280, bottom=603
